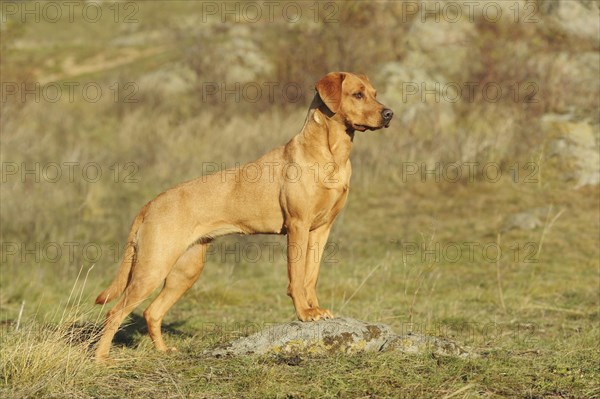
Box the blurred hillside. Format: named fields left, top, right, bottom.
left=1, top=0, right=599, bottom=288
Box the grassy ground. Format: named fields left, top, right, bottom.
left=2, top=177, right=598, bottom=398
left=1, top=1, right=599, bottom=398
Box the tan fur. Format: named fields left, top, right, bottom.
left=94, top=72, right=393, bottom=361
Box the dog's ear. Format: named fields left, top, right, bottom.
left=315, top=72, right=346, bottom=114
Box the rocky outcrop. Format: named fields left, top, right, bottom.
left=206, top=318, right=473, bottom=358
left=540, top=0, right=600, bottom=41
left=377, top=62, right=457, bottom=144
left=139, top=63, right=197, bottom=96
left=542, top=114, right=600, bottom=188
left=528, top=52, right=599, bottom=113
left=404, top=15, right=480, bottom=82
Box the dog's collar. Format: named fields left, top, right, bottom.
left=318, top=102, right=336, bottom=118
left=312, top=93, right=354, bottom=139
left=311, top=93, right=336, bottom=119
left=320, top=104, right=354, bottom=138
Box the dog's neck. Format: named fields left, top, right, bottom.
left=300, top=94, right=353, bottom=166
left=307, top=94, right=355, bottom=139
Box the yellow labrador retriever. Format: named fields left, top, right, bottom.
left=95, top=72, right=393, bottom=360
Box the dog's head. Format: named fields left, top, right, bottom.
left=315, top=72, right=393, bottom=132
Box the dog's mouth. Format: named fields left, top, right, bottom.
left=353, top=124, right=370, bottom=132
left=352, top=123, right=388, bottom=132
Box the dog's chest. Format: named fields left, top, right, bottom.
left=310, top=164, right=351, bottom=227
left=310, top=185, right=349, bottom=228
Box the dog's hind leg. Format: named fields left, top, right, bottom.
left=144, top=243, right=207, bottom=352
left=95, top=241, right=184, bottom=361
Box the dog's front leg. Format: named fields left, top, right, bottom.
left=304, top=223, right=334, bottom=319
left=286, top=223, right=327, bottom=321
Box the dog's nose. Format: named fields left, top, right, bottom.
left=381, top=108, right=394, bottom=121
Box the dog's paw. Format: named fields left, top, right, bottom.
left=95, top=354, right=112, bottom=364
left=298, top=307, right=335, bottom=321
left=156, top=346, right=179, bottom=354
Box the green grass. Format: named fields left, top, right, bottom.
left=2, top=178, right=598, bottom=398
left=1, top=1, right=599, bottom=398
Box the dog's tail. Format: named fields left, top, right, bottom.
left=95, top=210, right=144, bottom=305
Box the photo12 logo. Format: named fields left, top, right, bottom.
left=1, top=241, right=123, bottom=265
left=400, top=1, right=540, bottom=23
left=199, top=1, right=339, bottom=23
left=200, top=81, right=304, bottom=104
left=0, top=240, right=339, bottom=266
left=396, top=321, right=538, bottom=344
left=199, top=161, right=346, bottom=186
left=391, top=240, right=540, bottom=264
left=400, top=81, right=539, bottom=104
left=399, top=162, right=539, bottom=184
left=1, top=162, right=140, bottom=184
left=1, top=1, right=139, bottom=24
left=1, top=82, right=138, bottom=104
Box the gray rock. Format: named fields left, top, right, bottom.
left=502, top=208, right=546, bottom=231
left=138, top=63, right=197, bottom=96
left=540, top=0, right=600, bottom=41
left=542, top=114, right=600, bottom=188
left=376, top=62, right=456, bottom=141
left=528, top=52, right=599, bottom=113
left=381, top=333, right=472, bottom=357
left=405, top=14, right=480, bottom=81
left=503, top=213, right=542, bottom=232
left=206, top=318, right=473, bottom=358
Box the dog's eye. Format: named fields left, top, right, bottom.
left=353, top=92, right=363, bottom=100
